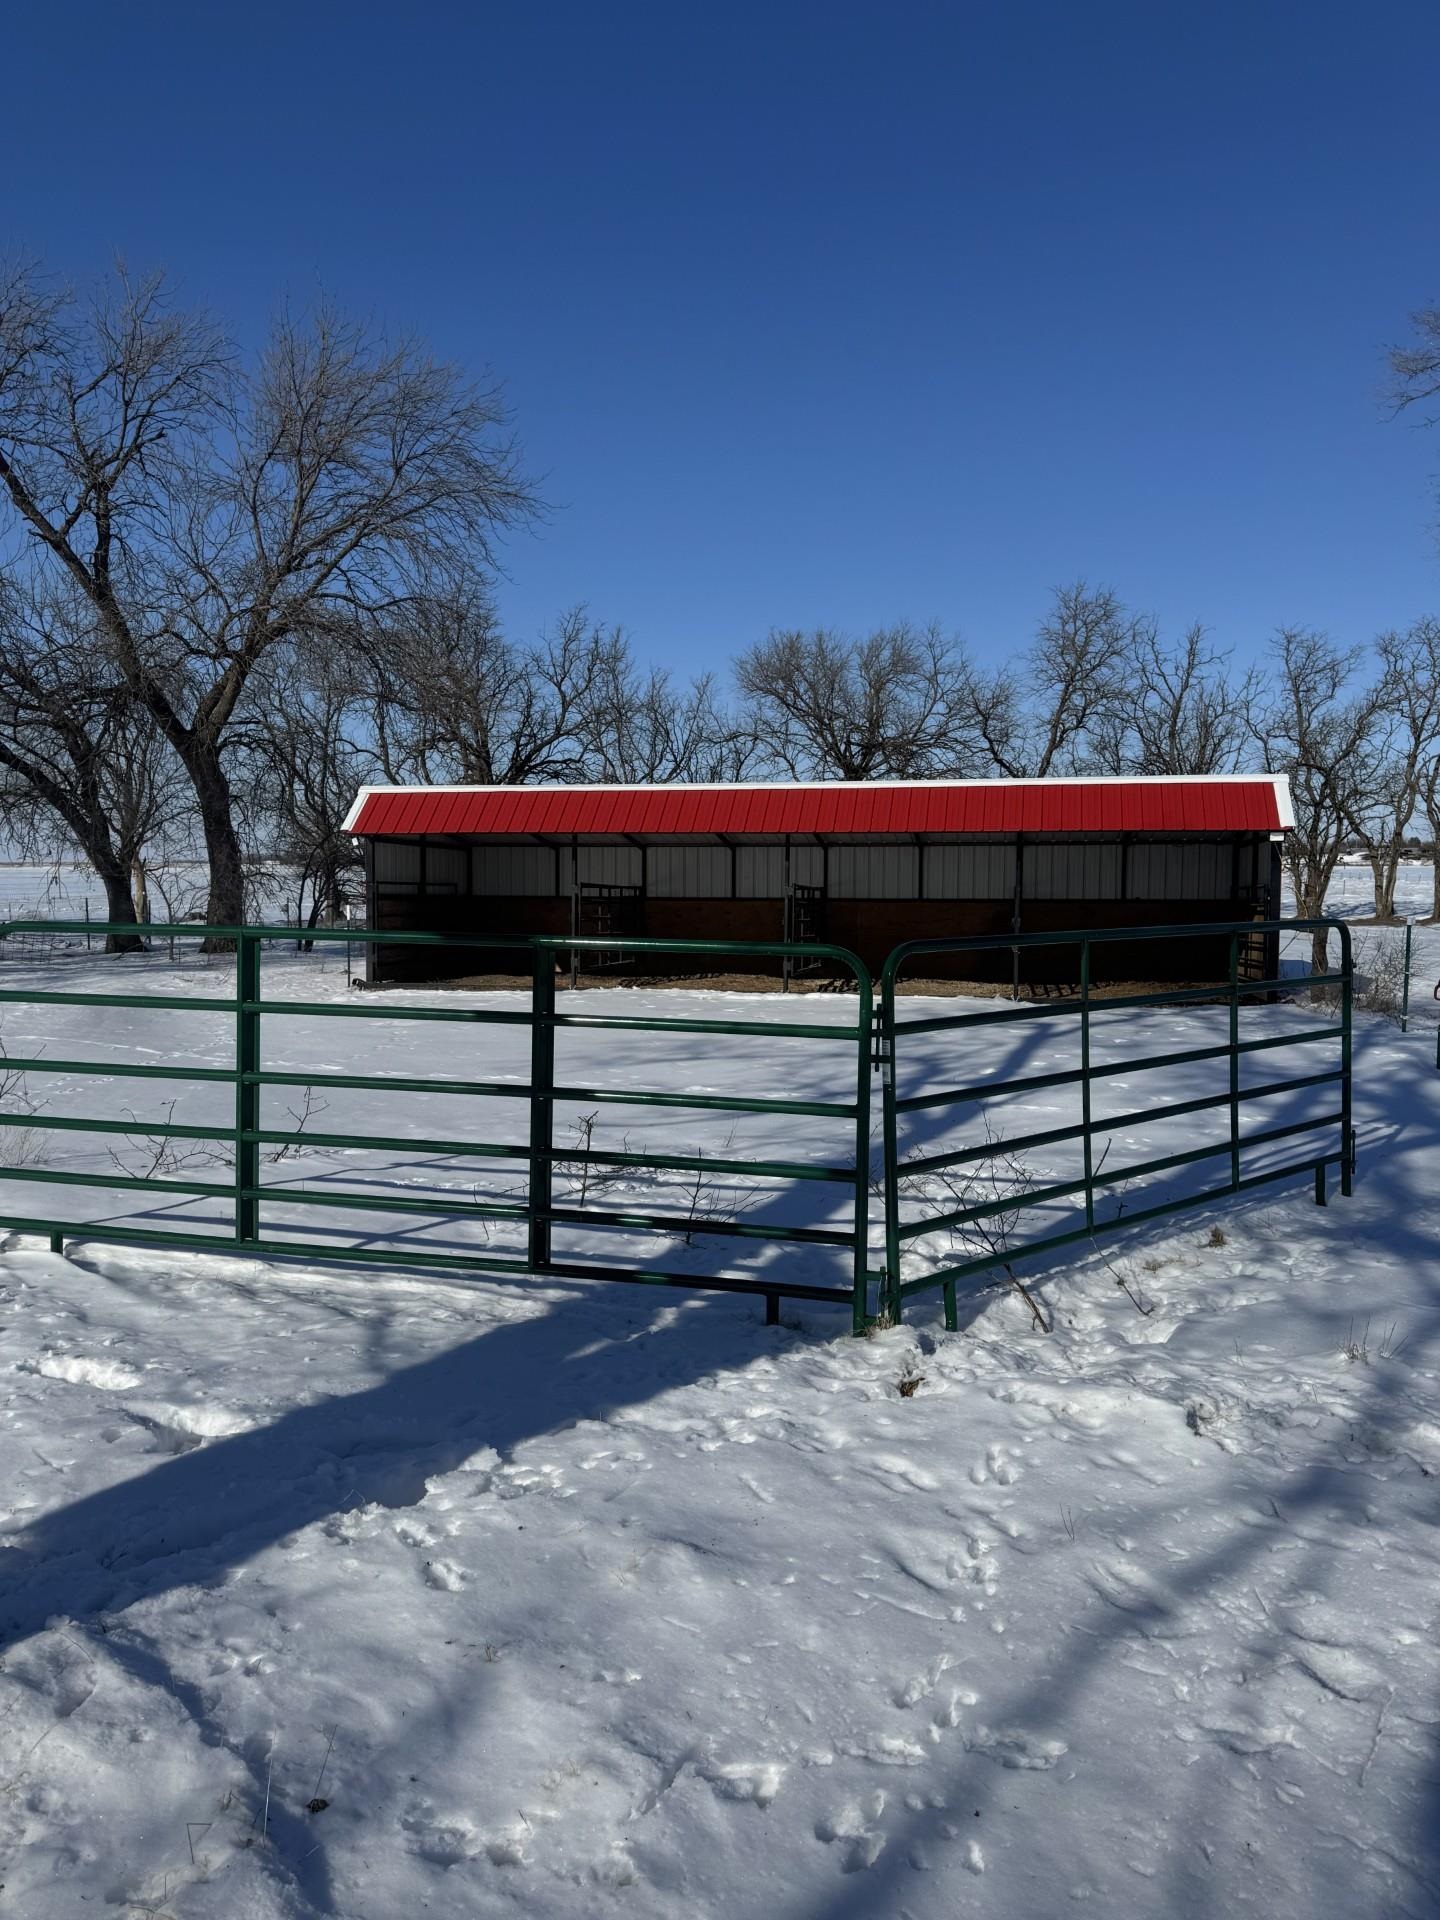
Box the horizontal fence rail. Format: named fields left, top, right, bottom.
left=0, top=921, right=875, bottom=1331
left=876, top=918, right=1355, bottom=1329
left=0, top=916, right=1358, bottom=1332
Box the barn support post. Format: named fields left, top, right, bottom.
left=362, top=839, right=376, bottom=985
left=1266, top=841, right=1284, bottom=986
left=528, top=944, right=556, bottom=1270
left=782, top=837, right=792, bottom=992
left=569, top=834, right=579, bottom=990
left=1010, top=835, right=1025, bottom=999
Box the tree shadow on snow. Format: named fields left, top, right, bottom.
left=0, top=1274, right=821, bottom=1911
left=794, top=1022, right=1440, bottom=1920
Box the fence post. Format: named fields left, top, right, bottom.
left=878, top=975, right=904, bottom=1328
left=1340, top=924, right=1354, bottom=1197
left=1079, top=940, right=1094, bottom=1233
left=528, top=943, right=555, bottom=1272
left=235, top=930, right=261, bottom=1245
left=1400, top=920, right=1413, bottom=1033
left=851, top=975, right=875, bottom=1336
left=1228, top=931, right=1241, bottom=1191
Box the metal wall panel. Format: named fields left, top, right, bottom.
left=922, top=842, right=1016, bottom=900
left=425, top=846, right=470, bottom=893
left=471, top=846, right=557, bottom=897
left=575, top=846, right=644, bottom=889
left=735, top=846, right=785, bottom=897
left=829, top=845, right=920, bottom=899
left=1128, top=841, right=1231, bottom=899
left=1025, top=842, right=1123, bottom=901
left=647, top=846, right=733, bottom=897
left=373, top=841, right=421, bottom=885
left=374, top=830, right=1263, bottom=908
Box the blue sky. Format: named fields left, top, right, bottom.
left=5, top=1, right=1439, bottom=677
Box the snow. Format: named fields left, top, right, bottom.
left=1, top=884, right=1439, bottom=1916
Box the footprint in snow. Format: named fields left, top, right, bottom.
left=423, top=1558, right=467, bottom=1592
left=1292, top=1643, right=1385, bottom=1700
left=1193, top=1716, right=1297, bottom=1756
left=23, top=1353, right=142, bottom=1392
left=1085, top=1558, right=1181, bottom=1630
left=867, top=1452, right=942, bottom=1492
left=893, top=1654, right=953, bottom=1708
left=970, top=1443, right=1022, bottom=1487
left=6, top=1633, right=97, bottom=1718
left=817, top=1791, right=887, bottom=1872
left=967, top=1724, right=1068, bottom=1770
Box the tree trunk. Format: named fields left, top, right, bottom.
left=1371, top=848, right=1402, bottom=920
left=131, top=856, right=150, bottom=925
left=98, top=865, right=145, bottom=954
left=1285, top=856, right=1329, bottom=974
left=184, top=743, right=246, bottom=947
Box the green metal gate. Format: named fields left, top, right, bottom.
left=0, top=923, right=876, bottom=1331
left=875, top=918, right=1355, bottom=1329
left=0, top=916, right=1354, bottom=1334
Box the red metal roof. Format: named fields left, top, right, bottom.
left=344, top=778, right=1289, bottom=840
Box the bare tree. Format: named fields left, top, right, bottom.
left=961, top=582, right=1134, bottom=776
left=0, top=261, right=538, bottom=936
left=238, top=643, right=370, bottom=930
left=360, top=589, right=604, bottom=788
left=0, top=577, right=182, bottom=947
left=1252, top=629, right=1384, bottom=971
left=1419, top=755, right=1440, bottom=925
left=1087, top=619, right=1254, bottom=774
left=736, top=623, right=980, bottom=780
left=1345, top=620, right=1440, bottom=920
left=577, top=630, right=756, bottom=783
left=1389, top=303, right=1440, bottom=420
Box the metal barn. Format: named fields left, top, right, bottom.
left=342, top=774, right=1291, bottom=986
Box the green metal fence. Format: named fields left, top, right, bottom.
left=0, top=922, right=876, bottom=1331
left=876, top=918, right=1355, bottom=1330
left=0, top=916, right=1354, bottom=1333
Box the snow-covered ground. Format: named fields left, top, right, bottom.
left=1, top=883, right=1438, bottom=1917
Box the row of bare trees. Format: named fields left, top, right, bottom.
left=0, top=262, right=1438, bottom=946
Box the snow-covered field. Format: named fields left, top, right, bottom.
left=1, top=879, right=1438, bottom=1917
